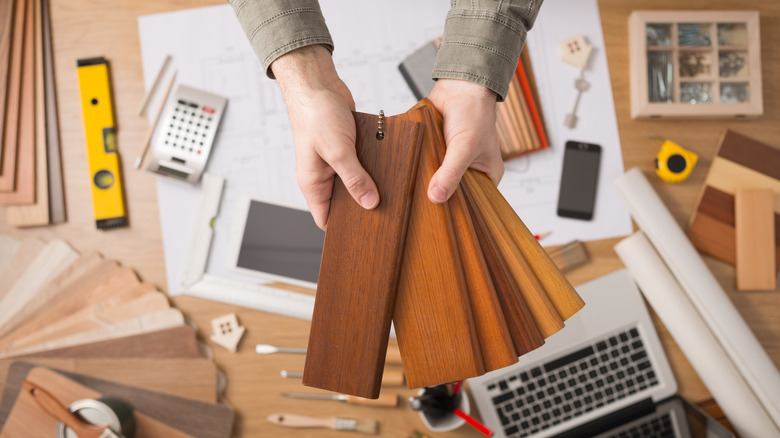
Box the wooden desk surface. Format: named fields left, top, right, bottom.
left=1, top=0, right=778, bottom=436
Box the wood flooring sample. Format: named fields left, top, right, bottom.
left=303, top=112, right=423, bottom=399
left=392, top=107, right=484, bottom=389
left=735, top=188, right=776, bottom=290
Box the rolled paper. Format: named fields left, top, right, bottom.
left=614, top=168, right=780, bottom=430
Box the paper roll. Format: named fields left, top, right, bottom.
left=615, top=232, right=780, bottom=438
left=615, top=168, right=780, bottom=430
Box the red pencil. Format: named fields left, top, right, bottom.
left=454, top=408, right=494, bottom=437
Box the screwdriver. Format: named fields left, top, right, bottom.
left=281, top=392, right=398, bottom=408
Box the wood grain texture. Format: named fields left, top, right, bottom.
left=0, top=251, right=102, bottom=339
left=0, top=366, right=195, bottom=437
left=0, top=236, right=20, bottom=274
left=19, top=326, right=201, bottom=360
left=466, top=170, right=585, bottom=320
left=0, top=237, right=44, bottom=301
left=0, top=0, right=25, bottom=191
left=0, top=239, right=78, bottom=331
left=41, top=0, right=64, bottom=223
left=465, top=187, right=545, bottom=355
left=392, top=107, right=484, bottom=389
left=6, top=0, right=49, bottom=226
left=0, top=0, right=15, bottom=162
left=0, top=358, right=217, bottom=402
left=735, top=189, right=776, bottom=290
left=0, top=0, right=34, bottom=204
left=717, top=130, right=780, bottom=181
left=461, top=170, right=564, bottom=337
left=303, top=112, right=423, bottom=399
left=416, top=101, right=518, bottom=372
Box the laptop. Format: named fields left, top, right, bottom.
left=468, top=269, right=734, bottom=438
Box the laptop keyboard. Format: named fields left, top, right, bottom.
left=604, top=413, right=673, bottom=438
left=486, top=327, right=660, bottom=438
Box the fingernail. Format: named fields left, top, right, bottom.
left=429, top=185, right=448, bottom=203
left=360, top=192, right=378, bottom=209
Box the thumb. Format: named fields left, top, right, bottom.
left=427, top=145, right=472, bottom=204
left=329, top=151, right=380, bottom=210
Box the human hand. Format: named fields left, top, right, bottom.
left=272, top=46, right=379, bottom=230
left=427, top=79, right=502, bottom=203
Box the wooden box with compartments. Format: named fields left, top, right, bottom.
left=628, top=10, right=762, bottom=119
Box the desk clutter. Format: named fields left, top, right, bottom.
left=0, top=0, right=66, bottom=227
left=304, top=100, right=585, bottom=400
left=0, top=236, right=235, bottom=437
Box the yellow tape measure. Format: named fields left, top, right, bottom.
left=77, top=57, right=126, bottom=229
left=651, top=137, right=698, bottom=183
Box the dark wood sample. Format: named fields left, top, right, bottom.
left=392, top=107, right=484, bottom=389
left=303, top=112, right=423, bottom=399
left=0, top=0, right=16, bottom=164
left=0, top=0, right=26, bottom=190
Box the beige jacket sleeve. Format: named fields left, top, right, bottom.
left=227, top=0, right=543, bottom=99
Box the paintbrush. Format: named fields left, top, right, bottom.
left=267, top=413, right=378, bottom=434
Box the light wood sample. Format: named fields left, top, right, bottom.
left=735, top=189, right=776, bottom=290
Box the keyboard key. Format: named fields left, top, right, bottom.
left=542, top=412, right=551, bottom=421
left=564, top=392, right=573, bottom=400
left=558, top=370, right=567, bottom=379
left=584, top=395, right=593, bottom=404
left=532, top=418, right=541, bottom=425
left=554, top=396, right=562, bottom=404
left=518, top=387, right=526, bottom=396
left=630, top=328, right=639, bottom=338
left=631, top=351, right=647, bottom=362
left=533, top=405, right=541, bottom=413
left=547, top=387, right=555, bottom=396
left=594, top=392, right=603, bottom=400
left=568, top=379, right=576, bottom=387
left=605, top=387, right=614, bottom=396
left=578, top=375, right=587, bottom=383
left=627, top=367, right=636, bottom=375
left=620, top=358, right=629, bottom=366
left=538, top=378, right=547, bottom=387
left=505, top=425, right=519, bottom=435
left=520, top=371, right=529, bottom=382
left=638, top=361, right=652, bottom=371
left=549, top=374, right=557, bottom=383
left=611, top=350, right=620, bottom=358
left=499, top=413, right=510, bottom=426
left=621, top=345, right=630, bottom=354
left=516, top=399, right=524, bottom=408
left=606, top=375, right=615, bottom=383
left=536, top=391, right=545, bottom=400
left=569, top=366, right=578, bottom=375
left=512, top=413, right=520, bottom=421
left=600, top=354, right=609, bottom=362
left=575, top=388, right=584, bottom=396
left=647, top=370, right=656, bottom=379
left=553, top=408, right=562, bottom=416
left=499, top=380, right=508, bottom=391
left=521, top=421, right=529, bottom=429
left=526, top=395, right=534, bottom=404
left=596, top=341, right=608, bottom=351
left=632, top=340, right=643, bottom=349
left=616, top=384, right=624, bottom=392
left=506, top=403, right=515, bottom=412
left=557, top=383, right=566, bottom=391
left=590, top=358, right=599, bottom=366
left=493, top=392, right=514, bottom=405
left=589, top=370, right=598, bottom=379
left=617, top=371, right=626, bottom=379
left=522, top=408, right=531, bottom=417
left=596, top=379, right=604, bottom=388
left=543, top=400, right=552, bottom=409
left=620, top=333, right=629, bottom=342
left=528, top=382, right=536, bottom=391
left=637, top=375, right=646, bottom=384
left=610, top=362, right=619, bottom=370
left=563, top=404, right=572, bottom=413
left=509, top=375, right=517, bottom=382
left=626, top=380, right=635, bottom=387
left=609, top=336, right=618, bottom=346
left=585, top=383, right=594, bottom=392
left=487, top=384, right=496, bottom=391
left=579, top=362, right=588, bottom=371
left=531, top=367, right=542, bottom=378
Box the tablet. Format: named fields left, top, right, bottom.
left=226, top=196, right=325, bottom=288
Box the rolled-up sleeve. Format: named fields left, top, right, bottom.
left=227, top=0, right=334, bottom=78
left=433, top=0, right=543, bottom=101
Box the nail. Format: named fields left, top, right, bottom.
left=360, top=192, right=379, bottom=209
left=429, top=185, right=448, bottom=203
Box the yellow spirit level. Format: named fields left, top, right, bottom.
left=76, top=57, right=126, bottom=229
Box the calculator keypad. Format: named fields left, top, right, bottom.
left=162, top=99, right=216, bottom=156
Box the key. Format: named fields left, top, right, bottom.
left=564, top=75, right=590, bottom=129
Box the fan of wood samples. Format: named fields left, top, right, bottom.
left=0, top=236, right=235, bottom=437
left=304, top=100, right=585, bottom=399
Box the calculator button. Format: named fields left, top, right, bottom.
left=202, top=106, right=215, bottom=114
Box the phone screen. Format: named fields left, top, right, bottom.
left=557, top=141, right=602, bottom=220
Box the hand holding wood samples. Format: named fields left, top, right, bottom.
left=304, top=100, right=585, bottom=399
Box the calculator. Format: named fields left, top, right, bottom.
left=146, top=85, right=227, bottom=184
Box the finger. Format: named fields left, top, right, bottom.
left=323, top=148, right=380, bottom=211
left=427, top=143, right=473, bottom=203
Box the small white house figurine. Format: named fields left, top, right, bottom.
left=209, top=313, right=246, bottom=353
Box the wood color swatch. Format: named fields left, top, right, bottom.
left=0, top=358, right=217, bottom=402
left=687, top=130, right=780, bottom=271
left=0, top=237, right=44, bottom=301
left=303, top=112, right=423, bottom=399
left=0, top=0, right=15, bottom=161
left=735, top=189, right=776, bottom=290
left=41, top=0, right=65, bottom=223
left=6, top=0, right=49, bottom=225
left=0, top=367, right=195, bottom=437
left=307, top=103, right=584, bottom=397
left=0, top=0, right=25, bottom=191
left=0, top=0, right=34, bottom=204
left=392, top=106, right=484, bottom=389
left=0, top=236, right=20, bottom=273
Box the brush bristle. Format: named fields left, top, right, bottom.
left=354, top=418, right=379, bottom=434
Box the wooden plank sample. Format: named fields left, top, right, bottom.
left=0, top=239, right=78, bottom=331
left=0, top=236, right=20, bottom=273
left=41, top=0, right=65, bottom=223
left=466, top=170, right=585, bottom=320
left=303, top=112, right=423, bottom=399
left=687, top=130, right=780, bottom=270
left=735, top=189, right=776, bottom=290
left=0, top=0, right=25, bottom=190
left=6, top=0, right=49, bottom=225
left=0, top=237, right=44, bottom=302
left=19, top=326, right=201, bottom=360
left=0, top=358, right=217, bottom=402
left=0, top=367, right=195, bottom=437
left=415, top=101, right=517, bottom=372
left=392, top=107, right=484, bottom=389
left=0, top=251, right=102, bottom=339
left=0, top=365, right=233, bottom=438
left=0, top=0, right=34, bottom=204
left=0, top=0, right=15, bottom=162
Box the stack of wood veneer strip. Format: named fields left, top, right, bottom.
left=0, top=0, right=66, bottom=227
left=304, top=100, right=585, bottom=399
left=0, top=235, right=235, bottom=437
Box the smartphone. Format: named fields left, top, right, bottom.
left=557, top=141, right=602, bottom=220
